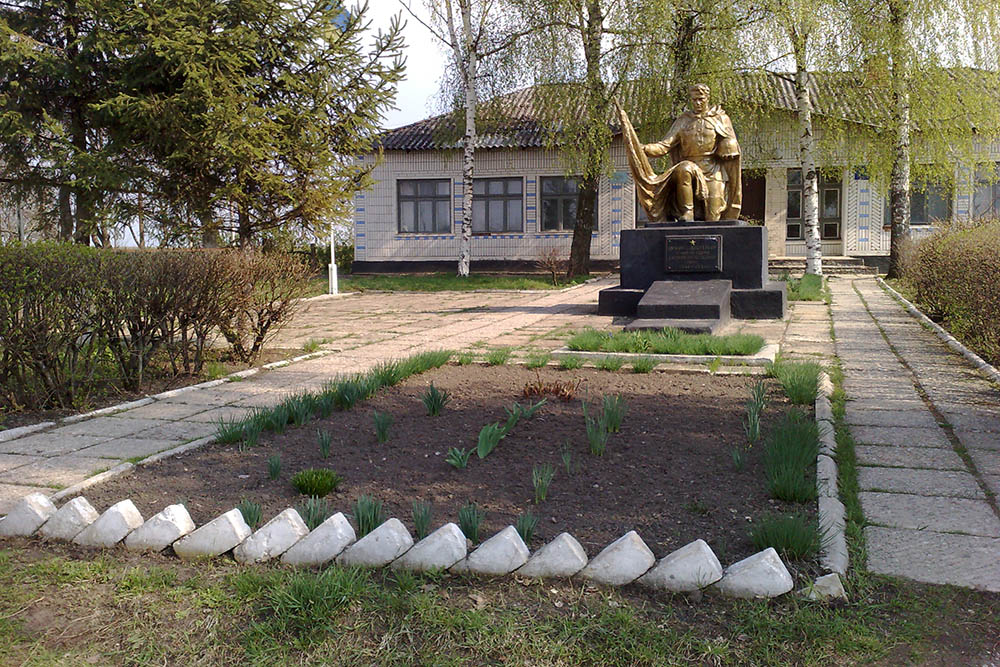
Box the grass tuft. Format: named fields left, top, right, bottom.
left=296, top=497, right=334, bottom=531
left=237, top=498, right=263, bottom=530
left=516, top=512, right=538, bottom=545
left=631, top=356, right=659, bottom=374
left=558, top=355, right=584, bottom=370
left=267, top=455, right=282, bottom=480
left=567, top=327, right=764, bottom=356
left=352, top=495, right=386, bottom=538
left=458, top=501, right=483, bottom=543
left=764, top=410, right=819, bottom=503
left=317, top=429, right=332, bottom=458
left=525, top=351, right=551, bottom=369
left=421, top=383, right=450, bottom=416
left=485, top=347, right=512, bottom=366
left=291, top=468, right=343, bottom=497
left=749, top=512, right=822, bottom=560
left=412, top=501, right=432, bottom=540
left=373, top=410, right=392, bottom=443
left=532, top=463, right=555, bottom=504
left=595, top=355, right=626, bottom=371
left=768, top=361, right=822, bottom=404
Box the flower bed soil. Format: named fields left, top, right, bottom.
left=84, top=365, right=814, bottom=563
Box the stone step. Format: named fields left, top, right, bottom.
left=623, top=318, right=722, bottom=335
left=635, top=280, right=731, bottom=321
left=768, top=257, right=879, bottom=276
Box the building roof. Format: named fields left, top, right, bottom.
left=378, top=69, right=998, bottom=151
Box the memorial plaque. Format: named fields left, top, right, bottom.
left=664, top=235, right=722, bottom=272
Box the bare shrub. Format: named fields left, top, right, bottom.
left=536, top=246, right=567, bottom=286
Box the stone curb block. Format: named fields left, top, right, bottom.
left=392, top=523, right=467, bottom=571
left=803, top=572, right=847, bottom=600
left=234, top=509, right=310, bottom=564
left=282, top=512, right=356, bottom=567
left=878, top=277, right=1000, bottom=386
left=174, top=508, right=251, bottom=560
left=816, top=455, right=838, bottom=498
left=337, top=518, right=412, bottom=568
left=578, top=530, right=655, bottom=586
left=51, top=463, right=135, bottom=503
left=818, top=423, right=836, bottom=456
left=815, top=395, right=834, bottom=425
left=516, top=532, right=588, bottom=578
left=551, top=344, right=777, bottom=368
left=638, top=539, right=723, bottom=593
left=711, top=547, right=793, bottom=598
left=137, top=436, right=217, bottom=467
left=451, top=526, right=530, bottom=576
left=818, top=497, right=846, bottom=534
left=73, top=499, right=143, bottom=547
left=818, top=372, right=835, bottom=397
left=125, top=504, right=196, bottom=553
left=0, top=421, right=55, bottom=443
left=39, top=497, right=100, bottom=541
left=0, top=492, right=57, bottom=536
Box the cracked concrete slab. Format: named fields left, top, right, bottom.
left=859, top=492, right=1000, bottom=537
left=854, top=445, right=966, bottom=471
left=858, top=466, right=985, bottom=499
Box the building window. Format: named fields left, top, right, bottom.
left=472, top=178, right=523, bottom=233
left=973, top=163, right=1000, bottom=219
left=540, top=176, right=597, bottom=231
left=398, top=179, right=451, bottom=233
left=786, top=169, right=841, bottom=240
left=883, top=185, right=952, bottom=225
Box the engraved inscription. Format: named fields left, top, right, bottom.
left=664, top=235, right=722, bottom=272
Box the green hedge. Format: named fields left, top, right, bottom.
left=902, top=221, right=1000, bottom=365
left=0, top=244, right=308, bottom=411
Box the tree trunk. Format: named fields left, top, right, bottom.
left=794, top=44, right=822, bottom=276
left=456, top=0, right=476, bottom=278
left=886, top=1, right=911, bottom=279
left=237, top=204, right=253, bottom=247
left=567, top=0, right=605, bottom=279
left=670, top=8, right=698, bottom=118
left=58, top=185, right=73, bottom=241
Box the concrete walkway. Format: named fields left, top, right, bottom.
left=0, top=277, right=796, bottom=513
left=831, top=277, right=1000, bottom=591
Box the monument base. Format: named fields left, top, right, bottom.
left=598, top=222, right=786, bottom=327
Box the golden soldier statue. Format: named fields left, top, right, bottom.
left=619, top=84, right=742, bottom=222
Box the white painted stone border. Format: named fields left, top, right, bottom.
left=551, top=343, right=779, bottom=367
left=876, top=277, right=1000, bottom=387
left=0, top=492, right=797, bottom=600
left=815, top=371, right=848, bottom=577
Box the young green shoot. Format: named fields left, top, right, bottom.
left=237, top=498, right=263, bottom=530
left=317, top=429, right=332, bottom=458
left=458, top=501, right=483, bottom=543
left=583, top=402, right=610, bottom=456
left=558, top=354, right=584, bottom=370
left=373, top=411, right=392, bottom=443
left=412, top=501, right=433, bottom=540
left=421, top=383, right=450, bottom=416
left=477, top=422, right=505, bottom=459
left=445, top=447, right=472, bottom=469
left=267, top=455, right=282, bottom=480
left=352, top=495, right=387, bottom=538
left=291, top=468, right=343, bottom=497
left=485, top=347, right=512, bottom=366
left=601, top=394, right=627, bottom=433
left=296, top=497, right=334, bottom=531
left=532, top=463, right=555, bottom=504
left=516, top=512, right=538, bottom=545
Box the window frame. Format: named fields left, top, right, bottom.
left=540, top=176, right=598, bottom=232
left=397, top=178, right=452, bottom=234
left=972, top=162, right=1000, bottom=220
left=471, top=177, right=525, bottom=234
left=786, top=168, right=842, bottom=240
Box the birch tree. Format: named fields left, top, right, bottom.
left=400, top=0, right=532, bottom=277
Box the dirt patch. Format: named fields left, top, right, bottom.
left=85, top=365, right=813, bottom=565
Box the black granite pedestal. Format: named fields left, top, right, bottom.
left=599, top=221, right=786, bottom=329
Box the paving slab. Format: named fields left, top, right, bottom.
left=0, top=453, right=38, bottom=474
left=138, top=422, right=216, bottom=442
left=858, top=466, right=985, bottom=499
left=864, top=526, right=1000, bottom=592
left=850, top=425, right=951, bottom=449
left=117, top=402, right=213, bottom=421
left=854, top=445, right=965, bottom=471
left=967, top=449, right=1000, bottom=476
left=59, top=417, right=166, bottom=439
left=74, top=438, right=180, bottom=460
left=0, top=433, right=107, bottom=457
left=0, top=455, right=111, bottom=488
left=844, top=408, right=939, bottom=429
left=859, top=492, right=1000, bottom=537
left=952, top=429, right=1000, bottom=451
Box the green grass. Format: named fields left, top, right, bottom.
left=485, top=347, right=512, bottom=366
left=749, top=512, right=822, bottom=560
left=764, top=410, right=819, bottom=503
left=783, top=273, right=824, bottom=301
left=558, top=354, right=584, bottom=370
left=630, top=356, right=659, bottom=373
left=768, top=361, right=822, bottom=404
left=3, top=544, right=1000, bottom=665
left=291, top=468, right=343, bottom=497
left=524, top=351, right=551, bottom=368
left=236, top=499, right=263, bottom=530
left=330, top=273, right=591, bottom=293
left=567, top=327, right=764, bottom=356
left=595, top=355, right=625, bottom=371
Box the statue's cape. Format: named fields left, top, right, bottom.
left=620, top=105, right=741, bottom=221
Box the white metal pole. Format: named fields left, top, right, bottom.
left=329, top=223, right=338, bottom=295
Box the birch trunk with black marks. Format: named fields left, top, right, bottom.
left=886, top=0, right=911, bottom=279
left=794, top=39, right=821, bottom=275
left=447, top=0, right=477, bottom=278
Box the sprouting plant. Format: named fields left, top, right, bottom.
left=445, top=447, right=472, bottom=469
left=237, top=498, right=262, bottom=530
left=352, top=495, right=387, bottom=538
left=631, top=357, right=659, bottom=374
left=267, top=455, right=282, bottom=480
left=748, top=379, right=768, bottom=412
left=456, top=352, right=475, bottom=366
left=412, top=501, right=432, bottom=540
left=743, top=404, right=762, bottom=445
left=291, top=397, right=313, bottom=426
left=373, top=411, right=392, bottom=443
left=561, top=443, right=573, bottom=475
left=485, top=347, right=512, bottom=366
left=317, top=429, right=332, bottom=458
left=291, top=468, right=343, bottom=497
left=731, top=446, right=747, bottom=471
left=595, top=355, right=625, bottom=371
left=317, top=393, right=336, bottom=418
left=559, top=355, right=584, bottom=370
left=477, top=422, right=506, bottom=459
left=516, top=512, right=538, bottom=545
left=521, top=398, right=547, bottom=419
left=238, top=422, right=262, bottom=452
left=267, top=404, right=290, bottom=434
left=215, top=416, right=245, bottom=445
left=421, top=383, right=450, bottom=416
left=458, top=501, right=483, bottom=542
left=601, top=394, right=627, bottom=433
left=532, top=463, right=555, bottom=504
left=525, top=351, right=551, bottom=369
left=706, top=356, right=723, bottom=374
left=296, top=497, right=334, bottom=531
left=502, top=403, right=524, bottom=434
left=582, top=402, right=609, bottom=456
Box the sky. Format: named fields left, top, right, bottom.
left=365, top=2, right=449, bottom=130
